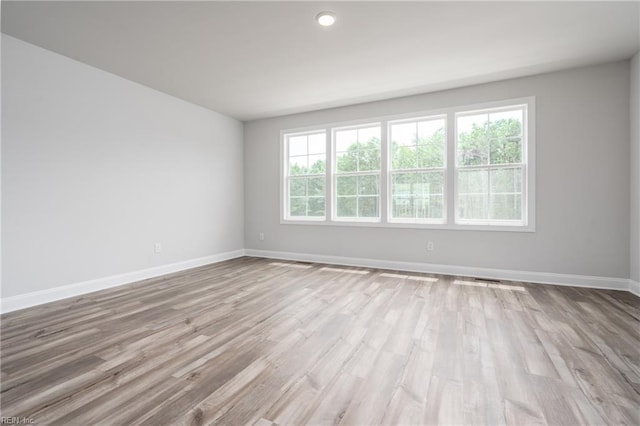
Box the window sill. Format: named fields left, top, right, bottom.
left=280, top=219, right=535, bottom=232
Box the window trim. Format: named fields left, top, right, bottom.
left=280, top=97, right=535, bottom=232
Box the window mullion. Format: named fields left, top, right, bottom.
left=487, top=166, right=492, bottom=220
left=285, top=176, right=290, bottom=219
left=305, top=176, right=309, bottom=217
left=521, top=163, right=527, bottom=225
left=380, top=120, right=388, bottom=224
left=355, top=177, right=360, bottom=218
left=325, top=127, right=333, bottom=222
left=447, top=111, right=456, bottom=225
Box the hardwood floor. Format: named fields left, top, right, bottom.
left=1, top=256, right=639, bottom=425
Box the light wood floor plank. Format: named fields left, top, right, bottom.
left=1, top=256, right=638, bottom=425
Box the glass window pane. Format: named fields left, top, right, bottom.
left=418, top=119, right=445, bottom=141
left=358, top=148, right=380, bottom=171
left=358, top=196, right=379, bottom=218
left=308, top=133, right=326, bottom=154
left=457, top=113, right=488, bottom=136
left=457, top=137, right=489, bottom=166
left=458, top=194, right=488, bottom=220
left=490, top=194, right=521, bottom=220
left=490, top=137, right=522, bottom=164
left=490, top=167, right=522, bottom=194
left=308, top=154, right=326, bottom=173
left=417, top=118, right=446, bottom=168
left=336, top=151, right=357, bottom=172
left=457, top=113, right=489, bottom=166
left=392, top=173, right=416, bottom=197
left=458, top=169, right=489, bottom=220
left=336, top=176, right=356, bottom=196
left=458, top=169, right=488, bottom=195
left=391, top=118, right=445, bottom=170
left=289, top=178, right=306, bottom=197
left=417, top=196, right=444, bottom=219
left=289, top=156, right=308, bottom=175
left=391, top=171, right=444, bottom=220
left=289, top=197, right=306, bottom=217
left=489, top=109, right=522, bottom=138
left=336, top=196, right=357, bottom=217
left=358, top=126, right=381, bottom=147
left=336, top=129, right=357, bottom=152
left=392, top=196, right=413, bottom=218
left=416, top=142, right=444, bottom=168
left=358, top=175, right=379, bottom=195
left=307, top=177, right=325, bottom=197
left=416, top=171, right=445, bottom=197
left=391, top=122, right=416, bottom=147
left=307, top=197, right=325, bottom=217
left=392, top=144, right=416, bottom=170
left=289, top=136, right=307, bottom=156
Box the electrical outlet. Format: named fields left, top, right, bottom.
left=154, top=242, right=162, bottom=253
left=427, top=241, right=434, bottom=252
left=259, top=232, right=265, bottom=241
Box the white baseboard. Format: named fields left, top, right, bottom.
left=0, top=249, right=245, bottom=314
left=3, top=248, right=636, bottom=314
left=244, top=249, right=632, bottom=293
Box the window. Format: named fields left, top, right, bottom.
left=281, top=97, right=534, bottom=231
left=333, top=124, right=381, bottom=221
left=284, top=131, right=326, bottom=220
left=456, top=106, right=526, bottom=225
left=389, top=116, right=446, bottom=223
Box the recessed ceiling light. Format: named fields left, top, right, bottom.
left=316, top=11, right=336, bottom=27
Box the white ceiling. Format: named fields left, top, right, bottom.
left=2, top=1, right=639, bottom=121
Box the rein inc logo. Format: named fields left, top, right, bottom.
left=1, top=418, right=35, bottom=425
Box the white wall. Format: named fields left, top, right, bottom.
left=244, top=61, right=631, bottom=280
left=631, top=52, right=640, bottom=283
left=2, top=35, right=244, bottom=298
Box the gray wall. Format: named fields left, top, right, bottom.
left=244, top=61, right=631, bottom=279
left=632, top=52, right=640, bottom=283
left=2, top=35, right=244, bottom=298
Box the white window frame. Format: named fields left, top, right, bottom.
left=331, top=123, right=382, bottom=223
left=454, top=104, right=530, bottom=228
left=282, top=129, right=328, bottom=222
left=280, top=96, right=535, bottom=232
left=387, top=114, right=448, bottom=225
